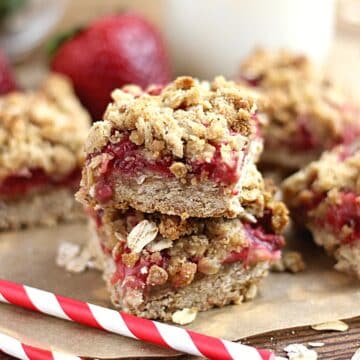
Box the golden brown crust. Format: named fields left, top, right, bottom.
left=0, top=74, right=90, bottom=180
left=0, top=187, right=85, bottom=230
left=241, top=49, right=360, bottom=169
left=104, top=257, right=268, bottom=321
left=86, top=76, right=260, bottom=163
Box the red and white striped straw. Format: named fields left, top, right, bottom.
left=0, top=279, right=274, bottom=360
left=0, top=331, right=81, bottom=360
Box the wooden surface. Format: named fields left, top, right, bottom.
left=1, top=317, right=360, bottom=359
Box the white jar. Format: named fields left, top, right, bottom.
left=163, top=0, right=336, bottom=79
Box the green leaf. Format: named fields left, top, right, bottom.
left=0, top=0, right=26, bottom=20
left=45, top=27, right=83, bottom=58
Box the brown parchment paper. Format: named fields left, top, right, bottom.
left=1, top=223, right=360, bottom=359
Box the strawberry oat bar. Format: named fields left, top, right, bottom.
left=77, top=76, right=264, bottom=219
left=240, top=49, right=360, bottom=171
left=88, top=166, right=288, bottom=320
left=78, top=76, right=288, bottom=320
left=0, top=74, right=91, bottom=230
left=283, top=141, right=360, bottom=277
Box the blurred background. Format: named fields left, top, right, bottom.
left=0, top=0, right=359, bottom=96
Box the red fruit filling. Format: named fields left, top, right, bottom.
left=0, top=168, right=81, bottom=199
left=290, top=116, right=319, bottom=151
left=191, top=143, right=242, bottom=185
left=240, top=75, right=264, bottom=88
left=107, top=138, right=173, bottom=177
left=110, top=221, right=283, bottom=295
left=223, top=223, right=283, bottom=266
left=316, top=191, right=360, bottom=244
left=91, top=136, right=246, bottom=203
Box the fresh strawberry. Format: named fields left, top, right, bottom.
left=0, top=49, right=18, bottom=95
left=50, top=13, right=171, bottom=119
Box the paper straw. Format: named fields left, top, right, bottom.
left=0, top=279, right=274, bottom=360
left=0, top=331, right=81, bottom=360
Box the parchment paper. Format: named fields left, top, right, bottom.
left=1, top=223, right=360, bottom=358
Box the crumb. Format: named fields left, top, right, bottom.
left=245, top=283, right=258, bottom=300
left=146, top=265, right=168, bottom=286
left=307, top=342, right=324, bottom=348
left=271, top=251, right=306, bottom=273
left=283, top=251, right=306, bottom=273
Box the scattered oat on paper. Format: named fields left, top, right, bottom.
left=311, top=320, right=349, bottom=332
left=56, top=241, right=103, bottom=273
left=284, top=344, right=318, bottom=360
left=307, top=342, right=324, bottom=348
left=171, top=308, right=198, bottom=325
left=351, top=348, right=360, bottom=360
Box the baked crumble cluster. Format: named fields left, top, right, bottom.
left=240, top=49, right=360, bottom=171
left=78, top=76, right=289, bottom=321
left=283, top=140, right=360, bottom=278
left=0, top=73, right=91, bottom=230
left=0, top=74, right=89, bottom=180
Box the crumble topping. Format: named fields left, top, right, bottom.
left=283, top=141, right=360, bottom=210
left=241, top=48, right=319, bottom=87
left=240, top=49, right=360, bottom=165
left=0, top=74, right=90, bottom=181
left=86, top=76, right=262, bottom=164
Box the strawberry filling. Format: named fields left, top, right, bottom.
left=91, top=136, right=246, bottom=203
left=107, top=138, right=173, bottom=177
left=110, top=221, right=283, bottom=295
left=223, top=223, right=283, bottom=265
left=288, top=116, right=319, bottom=152
left=316, top=191, right=360, bottom=244
left=286, top=115, right=360, bottom=153
left=111, top=250, right=169, bottom=290
left=0, top=168, right=81, bottom=199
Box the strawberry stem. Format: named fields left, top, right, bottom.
left=45, top=27, right=83, bottom=58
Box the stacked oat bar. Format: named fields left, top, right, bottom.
left=0, top=74, right=91, bottom=230
left=77, top=76, right=288, bottom=321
